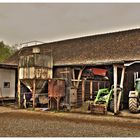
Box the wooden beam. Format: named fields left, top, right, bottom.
left=72, top=68, right=76, bottom=87
left=71, top=79, right=82, bottom=82
left=82, top=80, right=85, bottom=103
left=117, top=67, right=125, bottom=112
left=120, top=67, right=125, bottom=89
left=49, top=97, right=52, bottom=109
left=76, top=69, right=83, bottom=89
left=113, top=65, right=118, bottom=115
left=32, top=79, right=36, bottom=110
left=60, top=71, right=70, bottom=74
left=90, top=80, right=93, bottom=99
left=18, top=78, right=21, bottom=108
left=56, top=97, right=60, bottom=111
left=117, top=91, right=122, bottom=112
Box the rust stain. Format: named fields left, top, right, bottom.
left=48, top=79, right=65, bottom=97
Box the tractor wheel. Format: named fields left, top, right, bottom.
left=129, top=98, right=139, bottom=113
left=109, top=100, right=114, bottom=112
left=109, top=100, right=123, bottom=112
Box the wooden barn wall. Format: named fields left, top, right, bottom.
left=53, top=64, right=140, bottom=109
left=53, top=66, right=111, bottom=107
left=124, top=64, right=140, bottom=108
left=77, top=80, right=110, bottom=107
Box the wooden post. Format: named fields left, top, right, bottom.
left=56, top=97, right=60, bottom=111
left=18, top=79, right=21, bottom=108
left=117, top=67, right=125, bottom=111
left=32, top=79, right=36, bottom=110
left=72, top=69, right=76, bottom=87
left=117, top=91, right=121, bottom=112
left=113, top=65, right=118, bottom=115
left=50, top=98, right=52, bottom=109
left=82, top=80, right=85, bottom=103
left=48, top=97, right=51, bottom=109
left=120, top=67, right=125, bottom=89
left=76, top=69, right=83, bottom=89
left=90, top=80, right=93, bottom=99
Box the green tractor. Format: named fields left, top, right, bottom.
left=90, top=85, right=123, bottom=114
left=129, top=72, right=140, bottom=113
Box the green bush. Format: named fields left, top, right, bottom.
left=0, top=41, right=16, bottom=63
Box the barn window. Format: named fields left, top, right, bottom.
left=4, top=82, right=10, bottom=88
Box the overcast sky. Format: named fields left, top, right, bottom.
left=0, top=3, right=140, bottom=46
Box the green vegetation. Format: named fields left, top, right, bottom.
left=0, top=41, right=17, bottom=63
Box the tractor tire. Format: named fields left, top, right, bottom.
left=109, top=100, right=114, bottom=112
left=109, top=100, right=123, bottom=112
left=129, top=98, right=139, bottom=113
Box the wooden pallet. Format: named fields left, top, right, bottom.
left=90, top=104, right=107, bottom=114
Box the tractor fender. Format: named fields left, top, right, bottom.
left=129, top=91, right=138, bottom=98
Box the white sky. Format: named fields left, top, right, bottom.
left=0, top=3, right=140, bottom=46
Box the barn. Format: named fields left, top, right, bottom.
left=5, top=28, right=140, bottom=114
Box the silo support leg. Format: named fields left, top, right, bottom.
left=56, top=97, right=60, bottom=111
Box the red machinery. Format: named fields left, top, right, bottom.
left=82, top=68, right=108, bottom=79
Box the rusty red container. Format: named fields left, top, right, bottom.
left=48, top=79, right=65, bottom=97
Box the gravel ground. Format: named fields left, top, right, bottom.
left=0, top=106, right=140, bottom=137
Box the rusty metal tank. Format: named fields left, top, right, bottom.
left=19, top=54, right=53, bottom=80
left=18, top=47, right=53, bottom=94
left=48, top=79, right=65, bottom=98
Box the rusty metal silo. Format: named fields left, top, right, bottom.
left=18, top=47, right=53, bottom=109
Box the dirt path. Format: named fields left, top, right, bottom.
left=0, top=106, right=140, bottom=137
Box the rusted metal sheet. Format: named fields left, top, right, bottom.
left=20, top=79, right=47, bottom=95
left=19, top=67, right=34, bottom=79
left=19, top=55, right=34, bottom=67
left=19, top=54, right=53, bottom=68
left=48, top=79, right=65, bottom=97
left=35, top=68, right=52, bottom=79
left=35, top=54, right=53, bottom=68
left=19, top=67, right=52, bottom=80
left=19, top=53, right=53, bottom=80
left=19, top=67, right=35, bottom=79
